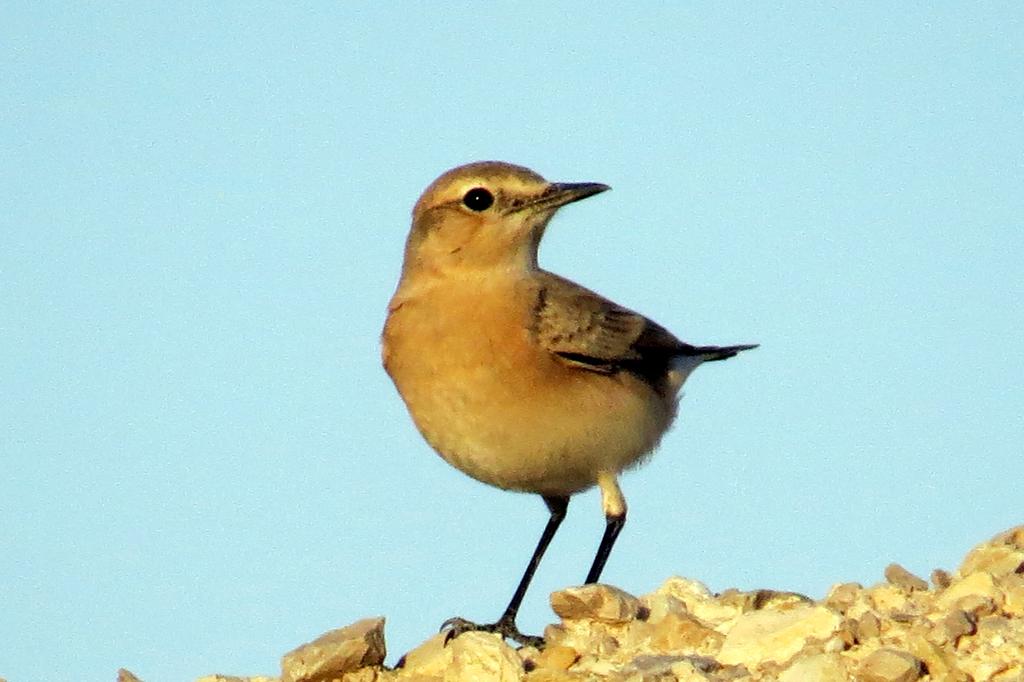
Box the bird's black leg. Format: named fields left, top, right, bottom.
left=584, top=511, right=626, bottom=584
left=443, top=495, right=569, bottom=648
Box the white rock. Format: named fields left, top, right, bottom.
left=718, top=605, right=843, bottom=667
left=396, top=632, right=450, bottom=678
left=444, top=631, right=522, bottom=682
left=655, top=577, right=741, bottom=627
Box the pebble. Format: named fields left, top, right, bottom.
left=885, top=564, right=929, bottom=591
left=857, top=648, right=923, bottom=682
left=550, top=584, right=642, bottom=624
left=777, top=653, right=848, bottom=681
left=280, top=617, right=386, bottom=682
left=930, top=568, right=953, bottom=589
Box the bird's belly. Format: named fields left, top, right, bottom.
left=383, top=297, right=675, bottom=495
left=423, top=378, right=671, bottom=495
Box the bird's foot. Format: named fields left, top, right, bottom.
left=440, top=615, right=544, bottom=649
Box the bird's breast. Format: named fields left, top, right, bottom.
left=382, top=275, right=675, bottom=495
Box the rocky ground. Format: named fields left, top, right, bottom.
left=115, top=526, right=1023, bottom=682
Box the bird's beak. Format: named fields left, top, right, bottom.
left=508, top=182, right=610, bottom=214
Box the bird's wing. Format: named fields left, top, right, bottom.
left=531, top=272, right=685, bottom=378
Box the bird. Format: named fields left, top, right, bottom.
left=381, top=161, right=756, bottom=647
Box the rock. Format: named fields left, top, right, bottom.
left=716, top=588, right=810, bottom=614
left=195, top=677, right=278, bottom=682
left=867, top=584, right=916, bottom=616
left=936, top=571, right=1003, bottom=612
left=967, top=612, right=1024, bottom=679
left=622, top=654, right=721, bottom=681
left=960, top=545, right=1024, bottom=578
left=959, top=526, right=1024, bottom=577
left=539, top=623, right=568, bottom=648
left=717, top=605, right=843, bottom=667
left=118, top=671, right=144, bottom=682
left=529, top=644, right=578, bottom=672
left=856, top=611, right=881, bottom=642
left=444, top=631, right=522, bottom=682
left=550, top=584, right=641, bottom=624
left=1002, top=574, right=1024, bottom=616
left=520, top=670, right=576, bottom=682
left=823, top=582, right=862, bottom=613
left=930, top=569, right=953, bottom=589
left=885, top=564, right=929, bottom=591
left=395, top=632, right=450, bottom=678
left=994, top=525, right=1024, bottom=547
left=957, top=651, right=1015, bottom=682
left=903, top=633, right=970, bottom=680
left=281, top=617, right=386, bottom=682
left=958, top=594, right=998, bottom=619
left=654, top=577, right=741, bottom=626
left=777, top=652, right=848, bottom=681
left=339, top=671, right=377, bottom=682
left=646, top=611, right=724, bottom=655
left=640, top=592, right=689, bottom=624
left=856, top=648, right=923, bottom=682
left=668, top=656, right=723, bottom=681
left=931, top=609, right=976, bottom=646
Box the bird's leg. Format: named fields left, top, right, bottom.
left=585, top=472, right=628, bottom=584
left=585, top=511, right=626, bottom=584
left=442, top=495, right=569, bottom=648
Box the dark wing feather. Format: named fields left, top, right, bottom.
left=531, top=273, right=685, bottom=390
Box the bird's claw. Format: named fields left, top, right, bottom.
left=439, top=616, right=477, bottom=645
left=440, top=615, right=544, bottom=649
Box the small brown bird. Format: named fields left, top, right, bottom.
left=382, top=161, right=756, bottom=646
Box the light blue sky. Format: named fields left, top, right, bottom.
left=2, top=3, right=1022, bottom=681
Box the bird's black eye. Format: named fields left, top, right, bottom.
left=462, top=187, right=494, bottom=212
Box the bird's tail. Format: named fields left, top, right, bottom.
left=682, top=343, right=759, bottom=362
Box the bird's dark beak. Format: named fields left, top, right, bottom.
left=510, top=182, right=610, bottom=214
left=549, top=182, right=611, bottom=206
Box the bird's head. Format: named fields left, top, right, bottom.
left=402, top=161, right=609, bottom=276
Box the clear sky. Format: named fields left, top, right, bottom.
left=2, top=3, right=1022, bottom=681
